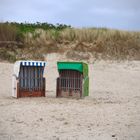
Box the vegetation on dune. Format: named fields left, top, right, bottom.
left=10, top=22, right=71, bottom=33
left=0, top=22, right=140, bottom=62
left=0, top=23, right=17, bottom=41
left=58, top=28, right=140, bottom=59
left=0, top=22, right=70, bottom=61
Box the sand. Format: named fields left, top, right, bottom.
left=0, top=58, right=140, bottom=140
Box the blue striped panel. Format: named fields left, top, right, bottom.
left=21, top=61, right=46, bottom=67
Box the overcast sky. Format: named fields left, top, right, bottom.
left=0, top=0, right=140, bottom=31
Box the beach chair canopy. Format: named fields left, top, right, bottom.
left=57, top=62, right=88, bottom=77
left=14, top=60, right=46, bottom=77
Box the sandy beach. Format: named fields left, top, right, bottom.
left=0, top=59, right=140, bottom=140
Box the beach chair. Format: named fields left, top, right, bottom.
left=12, top=60, right=46, bottom=98
left=56, top=62, right=89, bottom=98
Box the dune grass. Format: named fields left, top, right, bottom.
left=0, top=22, right=140, bottom=62
left=25, top=28, right=140, bottom=60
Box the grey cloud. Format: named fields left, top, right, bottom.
left=0, top=0, right=140, bottom=30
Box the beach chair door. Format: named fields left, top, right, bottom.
left=18, top=66, right=45, bottom=97
left=57, top=70, right=83, bottom=98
